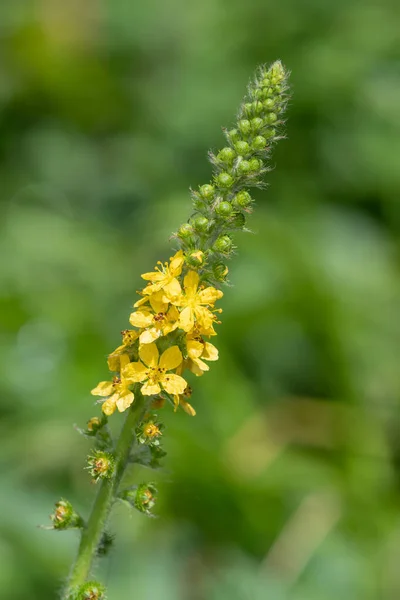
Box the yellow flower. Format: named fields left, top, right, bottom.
left=129, top=305, right=180, bottom=344
left=123, top=343, right=187, bottom=396
left=186, top=334, right=219, bottom=376
left=107, top=329, right=140, bottom=372
left=173, top=384, right=196, bottom=416
left=172, top=270, right=223, bottom=332
left=91, top=356, right=135, bottom=416
left=141, top=250, right=184, bottom=299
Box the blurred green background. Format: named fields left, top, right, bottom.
left=1, top=1, right=400, bottom=598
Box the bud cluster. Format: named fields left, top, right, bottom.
left=175, top=60, right=289, bottom=285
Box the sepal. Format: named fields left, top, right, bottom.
left=49, top=499, right=84, bottom=530
left=119, top=483, right=158, bottom=516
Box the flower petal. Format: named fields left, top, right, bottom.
left=141, top=271, right=164, bottom=282
left=194, top=305, right=214, bottom=330
left=179, top=306, right=194, bottom=332
left=180, top=398, right=196, bottom=416
left=129, top=310, right=153, bottom=328
left=139, top=343, right=159, bottom=367
left=149, top=291, right=169, bottom=313
left=198, top=287, right=223, bottom=305
left=160, top=346, right=183, bottom=371
left=163, top=277, right=182, bottom=300
left=123, top=361, right=148, bottom=382
left=161, top=373, right=187, bottom=395
left=91, top=381, right=113, bottom=397
left=116, top=391, right=134, bottom=412
left=183, top=270, right=199, bottom=295
left=141, top=381, right=161, bottom=396
left=169, top=250, right=184, bottom=275
left=139, top=328, right=160, bottom=345
left=102, top=396, right=117, bottom=416
left=187, top=340, right=203, bottom=359
left=188, top=360, right=205, bottom=377
left=202, top=342, right=219, bottom=361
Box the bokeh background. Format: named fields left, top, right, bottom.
left=1, top=1, right=400, bottom=598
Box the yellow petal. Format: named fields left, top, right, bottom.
left=123, top=361, right=148, bottom=382
left=149, top=290, right=169, bottom=313
left=202, top=342, right=219, bottom=361
left=169, top=250, right=184, bottom=275
left=194, top=305, right=214, bottom=330
left=184, top=270, right=199, bottom=294
left=168, top=305, right=180, bottom=321
left=133, top=296, right=148, bottom=308
left=179, top=306, right=194, bottom=332
left=107, top=353, right=122, bottom=372
left=180, top=398, right=196, bottom=416
left=91, top=381, right=113, bottom=397
left=139, top=343, right=159, bottom=367
left=141, top=271, right=164, bottom=282
left=193, top=357, right=209, bottom=371
left=188, top=360, right=205, bottom=377
left=119, top=354, right=130, bottom=369
left=102, top=396, right=117, bottom=416
left=141, top=381, right=161, bottom=395
left=139, top=328, right=160, bottom=344
left=198, top=287, right=223, bottom=305
left=163, top=277, right=182, bottom=300
left=161, top=373, right=187, bottom=395
left=116, top=391, right=134, bottom=412
left=129, top=310, right=153, bottom=328
left=160, top=346, right=183, bottom=371
left=163, top=320, right=178, bottom=335
left=187, top=340, right=204, bottom=359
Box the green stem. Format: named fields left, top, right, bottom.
left=64, top=394, right=146, bottom=598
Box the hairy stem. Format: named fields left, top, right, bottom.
left=64, top=394, right=146, bottom=598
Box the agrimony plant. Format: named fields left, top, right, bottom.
left=48, top=60, right=289, bottom=600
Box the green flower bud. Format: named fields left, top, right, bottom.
left=238, top=160, right=251, bottom=174
left=86, top=417, right=102, bottom=434
left=217, top=147, right=236, bottom=165
left=213, top=262, right=229, bottom=281
left=186, top=250, right=205, bottom=267
left=249, top=158, right=262, bottom=172
left=216, top=172, right=234, bottom=188
left=262, top=77, right=271, bottom=87
left=262, top=87, right=275, bottom=99
left=238, top=119, right=251, bottom=135
left=234, top=141, right=250, bottom=156
left=263, top=98, right=276, bottom=111
left=252, top=100, right=263, bottom=114
left=252, top=136, right=266, bottom=151
left=232, top=191, right=253, bottom=208
left=251, top=117, right=264, bottom=132
left=191, top=215, right=209, bottom=233
left=216, top=201, right=233, bottom=217
left=213, top=235, right=233, bottom=254
left=264, top=128, right=276, bottom=139
left=265, top=113, right=278, bottom=124
left=178, top=223, right=194, bottom=239
left=75, top=581, right=106, bottom=600
left=227, top=128, right=239, bottom=143
left=243, top=102, right=253, bottom=116
left=230, top=212, right=246, bottom=228
left=253, top=88, right=263, bottom=100
left=87, top=451, right=115, bottom=482
left=199, top=184, right=215, bottom=200
left=50, top=499, right=84, bottom=530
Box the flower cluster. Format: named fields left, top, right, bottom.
left=91, top=61, right=289, bottom=419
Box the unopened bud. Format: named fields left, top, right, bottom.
left=217, top=147, right=236, bottom=165
left=177, top=223, right=194, bottom=239
left=215, top=201, right=233, bottom=217
left=199, top=184, right=215, bottom=200
left=252, top=135, right=267, bottom=151
left=234, top=141, right=250, bottom=156
left=251, top=117, right=263, bottom=132
left=213, top=235, right=233, bottom=254
left=186, top=250, right=205, bottom=267
left=215, top=172, right=234, bottom=188
left=238, top=119, right=251, bottom=135
left=213, top=262, right=229, bottom=282
left=191, top=215, right=209, bottom=233
left=75, top=581, right=106, bottom=600
left=232, top=191, right=253, bottom=209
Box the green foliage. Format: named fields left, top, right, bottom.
left=1, top=1, right=400, bottom=599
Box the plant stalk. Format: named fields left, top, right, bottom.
left=64, top=394, right=146, bottom=598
